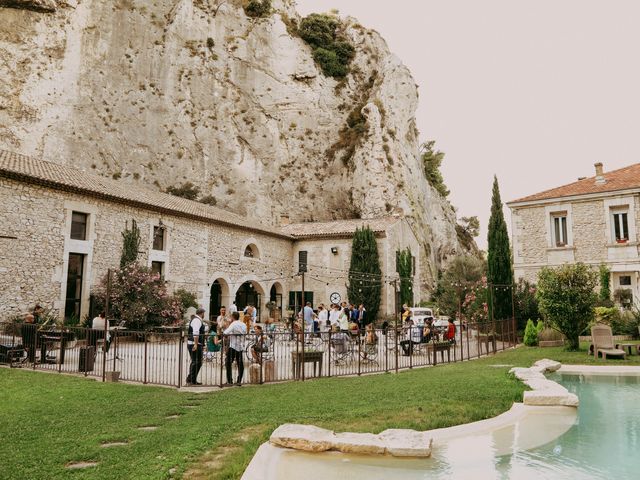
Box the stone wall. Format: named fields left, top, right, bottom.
left=0, top=177, right=293, bottom=321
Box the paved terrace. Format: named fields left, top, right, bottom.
left=0, top=322, right=514, bottom=387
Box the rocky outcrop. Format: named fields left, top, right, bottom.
left=0, top=0, right=57, bottom=12
left=0, top=0, right=472, bottom=289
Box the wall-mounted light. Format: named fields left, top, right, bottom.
left=331, top=247, right=338, bottom=255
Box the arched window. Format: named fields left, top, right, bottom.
left=244, top=245, right=255, bottom=258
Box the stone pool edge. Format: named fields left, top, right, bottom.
left=241, top=358, right=581, bottom=480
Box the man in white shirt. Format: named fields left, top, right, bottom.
left=223, top=311, right=247, bottom=386
left=228, top=301, right=238, bottom=315
left=317, top=304, right=329, bottom=332
left=186, top=308, right=206, bottom=385
left=91, top=312, right=110, bottom=353
left=328, top=304, right=340, bottom=328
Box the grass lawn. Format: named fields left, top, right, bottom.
left=1, top=343, right=639, bottom=480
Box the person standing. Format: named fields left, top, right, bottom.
left=300, top=302, right=315, bottom=334
left=224, top=311, right=247, bottom=386
left=186, top=308, right=206, bottom=386
left=216, top=306, right=229, bottom=330
left=338, top=307, right=350, bottom=332
left=21, top=313, right=37, bottom=363
left=358, top=304, right=366, bottom=325
left=328, top=304, right=340, bottom=328
left=91, top=312, right=110, bottom=353
left=228, top=301, right=238, bottom=316
left=317, top=304, right=329, bottom=333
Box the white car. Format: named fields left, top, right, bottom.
left=409, top=307, right=434, bottom=326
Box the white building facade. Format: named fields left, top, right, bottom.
left=508, top=162, right=640, bottom=305
left=0, top=150, right=421, bottom=322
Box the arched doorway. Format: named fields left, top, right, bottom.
left=235, top=281, right=263, bottom=319
left=209, top=278, right=230, bottom=320
left=269, top=282, right=284, bottom=321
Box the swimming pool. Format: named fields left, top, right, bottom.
left=263, top=372, right=640, bottom=479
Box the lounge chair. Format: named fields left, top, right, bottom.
left=591, top=324, right=626, bottom=360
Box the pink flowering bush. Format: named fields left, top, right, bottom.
left=94, top=263, right=182, bottom=330
left=462, top=276, right=489, bottom=322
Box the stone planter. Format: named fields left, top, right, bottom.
left=539, top=340, right=564, bottom=347
left=105, top=371, right=120, bottom=382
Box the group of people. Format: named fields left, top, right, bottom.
left=185, top=303, right=267, bottom=387
left=397, top=304, right=456, bottom=356
left=298, top=301, right=367, bottom=334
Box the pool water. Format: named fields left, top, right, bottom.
left=502, top=373, right=640, bottom=479
left=275, top=374, right=640, bottom=479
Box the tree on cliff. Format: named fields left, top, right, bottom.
left=347, top=227, right=381, bottom=323
left=487, top=176, right=514, bottom=320
left=421, top=141, right=449, bottom=198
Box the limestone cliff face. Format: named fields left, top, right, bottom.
left=0, top=0, right=471, bottom=289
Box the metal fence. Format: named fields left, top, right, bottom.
left=0, top=319, right=517, bottom=387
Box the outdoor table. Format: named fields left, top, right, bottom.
left=291, top=350, right=323, bottom=379
left=428, top=342, right=451, bottom=363
left=478, top=333, right=497, bottom=354
left=39, top=331, right=67, bottom=364
left=615, top=343, right=636, bottom=356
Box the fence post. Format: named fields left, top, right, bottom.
left=394, top=324, right=399, bottom=374
left=327, top=329, right=332, bottom=378
left=409, top=326, right=413, bottom=369
left=260, top=331, right=264, bottom=385
left=358, top=329, right=362, bottom=376
left=178, top=329, right=184, bottom=388
left=492, top=319, right=496, bottom=354
left=384, top=327, right=388, bottom=373
left=144, top=332, right=148, bottom=384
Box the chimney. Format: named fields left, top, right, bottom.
left=594, top=162, right=605, bottom=185
left=280, top=214, right=290, bottom=226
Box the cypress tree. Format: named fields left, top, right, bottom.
left=397, top=248, right=414, bottom=306
left=120, top=219, right=141, bottom=268
left=487, top=176, right=514, bottom=320
left=347, top=227, right=382, bottom=323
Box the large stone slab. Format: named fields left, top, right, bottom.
left=532, top=359, right=562, bottom=373
left=332, top=432, right=386, bottom=455
left=524, top=391, right=579, bottom=407
left=379, top=429, right=432, bottom=457
left=269, top=424, right=334, bottom=452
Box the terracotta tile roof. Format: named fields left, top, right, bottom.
left=0, top=150, right=290, bottom=239
left=281, top=217, right=400, bottom=238
left=508, top=163, right=640, bottom=204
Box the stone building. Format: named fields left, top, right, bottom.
left=507, top=162, right=640, bottom=304
left=0, top=150, right=422, bottom=322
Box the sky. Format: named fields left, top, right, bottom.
left=296, top=0, right=640, bottom=249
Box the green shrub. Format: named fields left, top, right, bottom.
left=523, top=319, right=538, bottom=346
left=166, top=182, right=200, bottom=200
left=536, top=319, right=544, bottom=333
left=173, top=288, right=198, bottom=318
left=244, top=0, right=271, bottom=18
left=298, top=13, right=355, bottom=78
left=536, top=263, right=597, bottom=351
